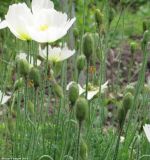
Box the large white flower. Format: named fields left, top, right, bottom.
left=39, top=45, right=75, bottom=62
left=0, top=90, right=11, bottom=105
left=5, top=3, right=33, bottom=40
left=16, top=52, right=41, bottom=66
left=143, top=124, right=150, bottom=143
left=0, top=18, right=7, bottom=29
left=29, top=8, right=76, bottom=43
left=66, top=81, right=108, bottom=100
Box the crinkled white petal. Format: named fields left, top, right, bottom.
left=32, top=0, right=54, bottom=13
left=143, top=124, right=150, bottom=143
left=40, top=45, right=75, bottom=62
left=29, top=9, right=75, bottom=43
left=0, top=20, right=7, bottom=29
left=87, top=90, right=99, bottom=100
left=0, top=90, right=11, bottom=105
left=5, top=3, right=33, bottom=40
left=101, top=81, right=108, bottom=93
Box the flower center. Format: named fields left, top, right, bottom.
left=39, top=25, right=49, bottom=31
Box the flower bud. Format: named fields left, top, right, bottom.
left=29, top=67, right=41, bottom=88
left=77, top=55, right=86, bottom=72
left=14, top=78, right=25, bottom=91
left=130, top=42, right=137, bottom=54
left=69, top=82, right=79, bottom=106
left=141, top=30, right=149, bottom=48
left=76, top=97, right=88, bottom=122
left=53, top=82, right=64, bottom=98
left=17, top=59, right=30, bottom=77
left=82, top=33, right=94, bottom=60
left=95, top=9, right=103, bottom=27
left=27, top=100, right=34, bottom=114
left=80, top=138, right=88, bottom=160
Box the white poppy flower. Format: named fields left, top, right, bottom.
left=29, top=9, right=76, bottom=43
left=0, top=90, right=11, bottom=105
left=66, top=81, right=108, bottom=100
left=0, top=18, right=7, bottom=29
left=17, top=53, right=41, bottom=66
left=40, top=45, right=75, bottom=62
left=143, top=124, right=150, bottom=143
left=5, top=3, right=33, bottom=40
left=32, top=0, right=54, bottom=13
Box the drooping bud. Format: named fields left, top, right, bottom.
left=14, top=78, right=25, bottom=91
left=76, top=97, right=88, bottom=122
left=53, top=82, right=64, bottom=98
left=69, top=82, right=79, bottom=106
left=130, top=42, right=137, bottom=54
left=77, top=54, right=86, bottom=72
left=17, top=59, right=30, bottom=77
left=27, top=100, right=34, bottom=114
left=80, top=138, right=88, bottom=160
left=29, top=67, right=41, bottom=88
left=82, top=33, right=94, bottom=60
left=95, top=9, right=103, bottom=27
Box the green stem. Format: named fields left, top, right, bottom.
left=76, top=121, right=82, bottom=160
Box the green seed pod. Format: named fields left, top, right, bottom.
left=69, top=82, right=79, bottom=106
left=53, top=83, right=64, bottom=98
left=14, top=78, right=25, bottom=91
left=77, top=54, right=86, bottom=72
left=17, top=59, right=30, bottom=77
left=82, top=33, right=94, bottom=60
left=130, top=42, right=137, bottom=54
left=125, top=85, right=135, bottom=95
left=27, top=100, right=34, bottom=114
left=73, top=28, right=79, bottom=39
left=95, top=9, right=103, bottom=27
left=80, top=139, right=88, bottom=160
left=76, top=97, right=88, bottom=122
left=122, top=92, right=133, bottom=113
left=29, top=67, right=40, bottom=88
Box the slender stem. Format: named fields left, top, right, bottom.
left=85, top=59, right=89, bottom=99
left=76, top=121, right=82, bottom=160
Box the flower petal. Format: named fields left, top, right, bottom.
left=0, top=20, right=7, bottom=29
left=5, top=3, right=33, bottom=40
left=143, top=124, right=150, bottom=143
left=32, top=0, right=54, bottom=13
left=0, top=91, right=11, bottom=105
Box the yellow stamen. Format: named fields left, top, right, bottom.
left=39, top=25, right=49, bottom=31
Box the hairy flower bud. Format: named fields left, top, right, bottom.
left=76, top=97, right=88, bottom=122
left=29, top=67, right=41, bottom=88
left=17, top=59, right=30, bottom=77
left=77, top=54, right=86, bottom=72
left=27, top=100, right=34, bottom=114
left=130, top=42, right=137, bottom=54
left=80, top=138, right=88, bottom=160
left=14, top=78, right=25, bottom=91
left=82, top=33, right=94, bottom=60
left=53, top=82, right=64, bottom=98
left=69, top=82, right=79, bottom=106
left=95, top=9, right=103, bottom=27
